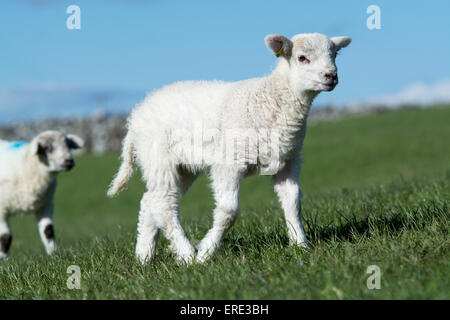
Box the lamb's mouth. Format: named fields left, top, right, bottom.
left=322, top=79, right=338, bottom=91
left=313, top=80, right=337, bottom=91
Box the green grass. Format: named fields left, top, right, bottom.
left=1, top=106, right=449, bottom=299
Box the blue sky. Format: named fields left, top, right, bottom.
left=0, top=0, right=449, bottom=122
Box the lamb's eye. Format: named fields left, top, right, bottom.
left=298, top=55, right=310, bottom=64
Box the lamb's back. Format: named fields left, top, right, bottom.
left=0, top=140, right=28, bottom=180
left=131, top=80, right=235, bottom=132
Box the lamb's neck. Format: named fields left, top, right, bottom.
left=22, top=149, right=56, bottom=198
left=264, top=61, right=318, bottom=131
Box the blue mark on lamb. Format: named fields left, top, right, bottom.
left=8, top=141, right=29, bottom=149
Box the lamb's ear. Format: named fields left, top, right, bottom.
left=30, top=137, right=48, bottom=155
left=66, top=134, right=84, bottom=149
left=30, top=140, right=40, bottom=155
left=331, top=36, right=352, bottom=50
left=265, top=34, right=293, bottom=58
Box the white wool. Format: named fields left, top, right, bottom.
left=108, top=33, right=351, bottom=263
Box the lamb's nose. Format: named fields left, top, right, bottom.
left=64, top=159, right=75, bottom=170
left=324, top=72, right=338, bottom=81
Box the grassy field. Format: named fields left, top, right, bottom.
left=0, top=106, right=449, bottom=299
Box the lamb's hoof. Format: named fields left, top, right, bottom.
left=136, top=253, right=155, bottom=265
left=176, top=253, right=195, bottom=265
left=292, top=240, right=311, bottom=250
left=0, top=252, right=9, bottom=260
left=195, top=250, right=213, bottom=264
left=46, top=246, right=57, bottom=256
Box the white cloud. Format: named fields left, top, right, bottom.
left=347, top=79, right=450, bottom=109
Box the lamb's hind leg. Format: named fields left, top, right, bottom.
left=135, top=171, right=197, bottom=263
left=142, top=168, right=198, bottom=263
left=0, top=216, right=12, bottom=259
left=196, top=168, right=242, bottom=263
left=135, top=191, right=160, bottom=264
left=135, top=165, right=198, bottom=264
left=153, top=191, right=195, bottom=263
left=136, top=189, right=196, bottom=264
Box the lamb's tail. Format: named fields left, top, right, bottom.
left=107, top=131, right=135, bottom=197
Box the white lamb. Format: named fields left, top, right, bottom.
left=108, top=33, right=351, bottom=263
left=0, top=131, right=84, bottom=259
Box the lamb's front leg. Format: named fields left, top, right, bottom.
left=36, top=202, right=57, bottom=255
left=196, top=168, right=242, bottom=263
left=273, top=158, right=310, bottom=249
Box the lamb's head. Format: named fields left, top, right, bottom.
left=265, top=33, right=351, bottom=93
left=30, top=131, right=84, bottom=172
